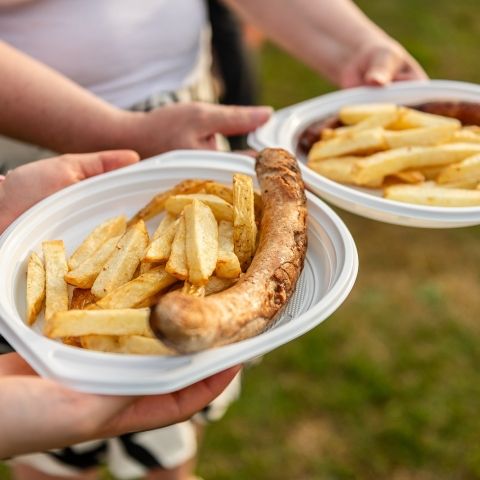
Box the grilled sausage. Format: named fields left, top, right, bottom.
left=149, top=148, right=307, bottom=353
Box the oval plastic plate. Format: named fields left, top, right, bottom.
left=248, top=80, right=480, bottom=228
left=0, top=151, right=357, bottom=395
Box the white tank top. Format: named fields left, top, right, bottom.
left=0, top=0, right=209, bottom=107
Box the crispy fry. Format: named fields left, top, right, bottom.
left=165, top=193, right=233, bottom=222
left=144, top=218, right=179, bottom=263
left=68, top=216, right=126, bottom=271
left=81, top=335, right=174, bottom=355
left=308, top=127, right=387, bottom=162
left=184, top=199, right=218, bottom=285
left=233, top=173, right=258, bottom=271
left=384, top=184, right=480, bottom=206
left=384, top=124, right=458, bottom=149
left=152, top=213, right=177, bottom=240
left=392, top=107, right=462, bottom=129
left=327, top=110, right=400, bottom=138
left=128, top=179, right=208, bottom=226
left=91, top=221, right=149, bottom=298
left=204, top=181, right=234, bottom=204
left=390, top=170, right=426, bottom=184
left=339, top=103, right=398, bottom=125
left=80, top=335, right=119, bottom=352
left=94, top=266, right=176, bottom=309
left=215, top=220, right=241, bottom=278
left=437, top=154, right=480, bottom=185
left=203, top=181, right=264, bottom=221
left=42, top=240, right=69, bottom=321
left=117, top=336, right=174, bottom=355
left=182, top=281, right=206, bottom=297
left=45, top=308, right=152, bottom=338
left=451, top=129, right=480, bottom=144
left=165, top=214, right=188, bottom=280
left=353, top=143, right=480, bottom=186
left=26, top=252, right=45, bottom=325
left=70, top=288, right=97, bottom=310
left=65, top=235, right=121, bottom=288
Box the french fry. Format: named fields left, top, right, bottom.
left=339, top=103, right=398, bottom=125
left=182, top=281, right=206, bottom=297
left=68, top=216, right=126, bottom=271
left=117, top=336, right=174, bottom=355
left=353, top=143, right=480, bottom=186
left=327, top=110, right=400, bottom=138
left=204, top=181, right=234, bottom=204
left=70, top=288, right=97, bottom=310
left=43, top=240, right=69, bottom=321
left=165, top=193, right=233, bottom=221
left=204, top=181, right=264, bottom=222
left=91, top=221, right=149, bottom=298
left=308, top=127, right=387, bottom=162
left=45, top=308, right=152, bottom=338
left=152, top=213, right=177, bottom=240
left=65, top=235, right=121, bottom=288
left=384, top=184, right=480, bottom=206
left=128, top=179, right=208, bottom=226
left=184, top=199, right=218, bottom=285
left=233, top=173, right=258, bottom=271
left=215, top=220, right=242, bottom=278
left=94, top=266, right=176, bottom=309
left=144, top=218, right=179, bottom=263
left=451, top=129, right=480, bottom=144
left=80, top=335, right=119, bottom=352
left=392, top=107, right=462, bottom=129
left=437, top=154, right=480, bottom=185
left=165, top=214, right=188, bottom=280
left=26, top=252, right=45, bottom=325
left=81, top=335, right=174, bottom=355
left=390, top=170, right=426, bottom=184
left=384, top=124, right=458, bottom=149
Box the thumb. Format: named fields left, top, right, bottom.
left=64, top=150, right=140, bottom=180
left=364, top=48, right=401, bottom=86
left=201, top=104, right=273, bottom=137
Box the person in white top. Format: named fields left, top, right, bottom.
left=0, top=1, right=427, bottom=479
left=0, top=0, right=426, bottom=170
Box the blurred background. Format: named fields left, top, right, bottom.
left=198, top=1, right=480, bottom=479
left=2, top=1, right=480, bottom=479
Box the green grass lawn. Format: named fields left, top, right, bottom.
left=3, top=1, right=480, bottom=479
left=198, top=2, right=480, bottom=479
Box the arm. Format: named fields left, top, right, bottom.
left=224, top=0, right=427, bottom=87
left=0, top=42, right=271, bottom=157
left=0, top=353, right=240, bottom=458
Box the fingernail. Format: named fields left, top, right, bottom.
left=367, top=71, right=389, bottom=85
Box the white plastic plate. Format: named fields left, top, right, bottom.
left=0, top=151, right=357, bottom=395
left=249, top=80, right=480, bottom=228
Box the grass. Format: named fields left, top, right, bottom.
left=198, top=2, right=480, bottom=479
left=3, top=1, right=480, bottom=479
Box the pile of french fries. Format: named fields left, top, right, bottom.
left=307, top=103, right=480, bottom=206
left=26, top=174, right=260, bottom=355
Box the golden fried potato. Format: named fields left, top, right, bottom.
left=26, top=252, right=45, bottom=325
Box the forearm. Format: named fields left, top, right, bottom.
left=225, top=0, right=391, bottom=84
left=0, top=42, right=140, bottom=153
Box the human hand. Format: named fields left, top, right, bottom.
left=0, top=353, right=240, bottom=458
left=0, top=150, right=139, bottom=234
left=124, top=102, right=272, bottom=158
left=339, top=37, right=428, bottom=88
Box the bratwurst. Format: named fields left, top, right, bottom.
left=149, top=148, right=307, bottom=353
